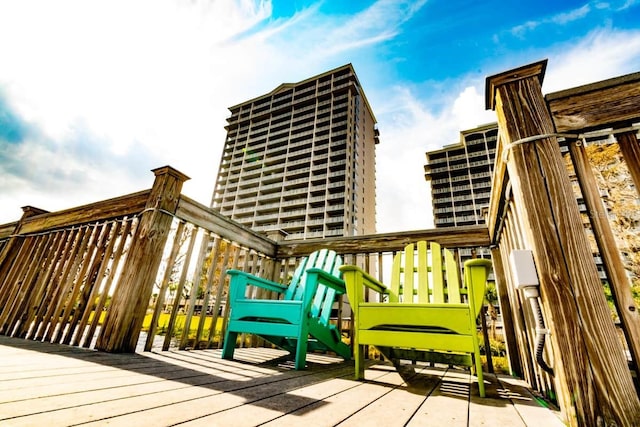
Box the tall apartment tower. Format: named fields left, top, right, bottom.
left=424, top=123, right=498, bottom=228
left=211, top=64, right=379, bottom=240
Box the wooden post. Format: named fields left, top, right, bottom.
left=95, top=166, right=189, bottom=352
left=617, top=131, right=640, bottom=191
left=486, top=60, right=640, bottom=426
left=569, top=137, right=640, bottom=381
left=490, top=247, right=522, bottom=378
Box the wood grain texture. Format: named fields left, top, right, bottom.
left=569, top=138, right=640, bottom=380
left=277, top=225, right=490, bottom=258
left=490, top=66, right=640, bottom=426
left=17, top=190, right=150, bottom=235
left=96, top=167, right=190, bottom=352
left=490, top=247, right=522, bottom=378
left=0, top=336, right=565, bottom=427
left=546, top=71, right=640, bottom=133
left=176, top=195, right=277, bottom=257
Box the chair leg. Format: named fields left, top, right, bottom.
left=354, top=344, right=365, bottom=380
left=294, top=337, right=308, bottom=370
left=222, top=330, right=238, bottom=360
left=474, top=353, right=485, bottom=397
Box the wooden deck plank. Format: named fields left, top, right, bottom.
left=406, top=368, right=472, bottom=426
left=468, top=372, right=526, bottom=427
left=0, top=337, right=566, bottom=427
left=181, top=375, right=361, bottom=426
left=335, top=364, right=442, bottom=426
left=495, top=375, right=565, bottom=426
left=256, top=364, right=409, bottom=427
left=73, top=358, right=356, bottom=426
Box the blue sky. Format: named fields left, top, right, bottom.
left=1, top=0, right=639, bottom=232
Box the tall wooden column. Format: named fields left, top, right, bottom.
left=96, top=166, right=189, bottom=352
left=486, top=61, right=640, bottom=426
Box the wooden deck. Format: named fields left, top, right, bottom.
left=0, top=336, right=565, bottom=426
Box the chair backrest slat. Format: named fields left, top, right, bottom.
left=417, top=241, right=429, bottom=303
left=284, top=249, right=342, bottom=327
left=286, top=256, right=310, bottom=300
left=286, top=249, right=322, bottom=300
left=313, top=251, right=342, bottom=323
left=389, top=250, right=402, bottom=302
left=444, top=248, right=461, bottom=303
left=403, top=243, right=415, bottom=303
left=430, top=241, right=444, bottom=303
left=390, top=241, right=468, bottom=305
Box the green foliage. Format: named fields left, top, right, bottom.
left=602, top=281, right=620, bottom=321
left=478, top=334, right=507, bottom=357
left=142, top=313, right=224, bottom=344
left=632, top=280, right=640, bottom=307
left=602, top=280, right=640, bottom=321
left=478, top=333, right=510, bottom=374
left=484, top=281, right=498, bottom=305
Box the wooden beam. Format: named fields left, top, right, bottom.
left=546, top=71, right=640, bottom=133
left=618, top=131, right=640, bottom=193
left=490, top=247, right=522, bottom=378
left=612, top=132, right=640, bottom=376
left=0, top=222, right=17, bottom=240
left=486, top=133, right=510, bottom=243
left=276, top=225, right=490, bottom=258
left=487, top=61, right=640, bottom=426
left=95, top=166, right=190, bottom=352
left=17, top=191, right=150, bottom=235
left=175, top=195, right=277, bottom=257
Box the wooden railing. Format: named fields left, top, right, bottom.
left=0, top=166, right=490, bottom=356
left=0, top=167, right=278, bottom=353
left=2, top=60, right=639, bottom=426
left=485, top=60, right=640, bottom=426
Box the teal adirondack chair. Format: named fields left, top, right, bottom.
left=340, top=241, right=493, bottom=397
left=221, top=249, right=351, bottom=370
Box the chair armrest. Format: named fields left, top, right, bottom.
left=226, top=269, right=288, bottom=294
left=462, top=259, right=493, bottom=318
left=339, top=265, right=387, bottom=304
left=305, top=268, right=346, bottom=294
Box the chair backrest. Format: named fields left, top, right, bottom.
left=389, top=241, right=488, bottom=316
left=284, top=249, right=342, bottom=324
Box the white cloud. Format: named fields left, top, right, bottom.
left=552, top=4, right=592, bottom=25
left=374, top=84, right=496, bottom=232
left=0, top=0, right=433, bottom=224
left=0, top=1, right=639, bottom=238
left=511, top=2, right=592, bottom=37
left=543, top=27, right=640, bottom=92
left=376, top=26, right=640, bottom=233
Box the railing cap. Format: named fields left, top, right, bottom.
left=485, top=59, right=548, bottom=110
left=151, top=165, right=191, bottom=182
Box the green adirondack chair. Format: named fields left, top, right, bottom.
left=340, top=241, right=493, bottom=397
left=221, top=249, right=351, bottom=370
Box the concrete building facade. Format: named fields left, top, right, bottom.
left=424, top=123, right=498, bottom=228
left=211, top=64, right=379, bottom=240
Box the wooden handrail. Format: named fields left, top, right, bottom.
left=276, top=225, right=490, bottom=258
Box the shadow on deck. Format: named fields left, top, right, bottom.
left=0, top=336, right=565, bottom=426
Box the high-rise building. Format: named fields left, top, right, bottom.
left=425, top=123, right=608, bottom=281
left=211, top=64, right=379, bottom=240
left=424, top=123, right=498, bottom=228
